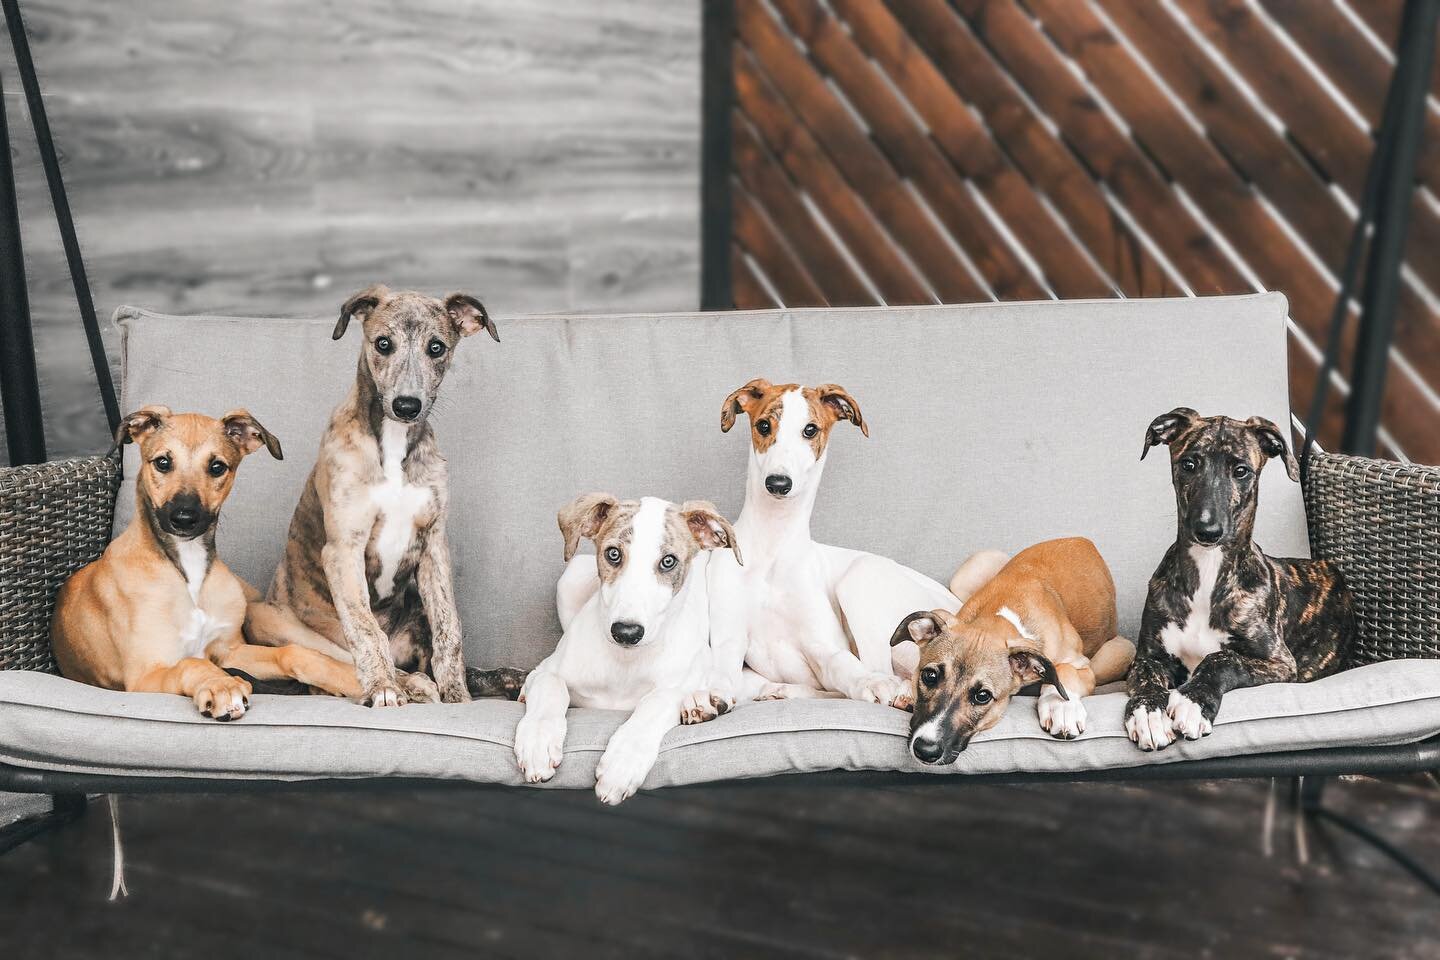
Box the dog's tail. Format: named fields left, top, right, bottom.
left=466, top=666, right=527, bottom=700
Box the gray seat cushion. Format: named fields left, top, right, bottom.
left=2, top=661, right=1438, bottom=785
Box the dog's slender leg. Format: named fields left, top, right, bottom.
left=1038, top=652, right=1095, bottom=741
left=514, top=667, right=569, bottom=783
left=594, top=686, right=686, bottom=805
left=213, top=639, right=362, bottom=699
left=130, top=658, right=252, bottom=721
left=1125, top=609, right=1186, bottom=751
left=244, top=600, right=356, bottom=664
left=415, top=519, right=470, bottom=703
left=1170, top=643, right=1297, bottom=740
left=703, top=561, right=749, bottom=711
left=814, top=645, right=912, bottom=709
left=321, top=542, right=404, bottom=707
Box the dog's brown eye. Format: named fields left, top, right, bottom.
left=604, top=546, right=622, bottom=566
left=919, top=666, right=941, bottom=689
left=153, top=455, right=172, bottom=473
left=1233, top=463, right=1251, bottom=479
left=208, top=459, right=228, bottom=477
left=756, top=419, right=772, bottom=437
left=802, top=423, right=818, bottom=439
left=1180, top=457, right=1198, bottom=473
left=970, top=687, right=993, bottom=706
left=374, top=336, right=393, bottom=355
left=658, top=554, right=678, bottom=572
left=427, top=339, right=446, bottom=358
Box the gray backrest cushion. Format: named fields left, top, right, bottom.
left=115, top=293, right=1306, bottom=668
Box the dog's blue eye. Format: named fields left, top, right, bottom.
left=153, top=455, right=172, bottom=473
left=374, top=336, right=393, bottom=355
left=970, top=687, right=993, bottom=705
left=659, top=554, right=677, bottom=572
left=802, top=423, right=819, bottom=439
left=604, top=546, right=622, bottom=566
left=756, top=419, right=772, bottom=437
left=208, top=459, right=228, bottom=477
left=920, top=666, right=941, bottom=689
left=428, top=339, right=446, bottom=358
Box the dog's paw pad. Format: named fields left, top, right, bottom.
left=1166, top=690, right=1213, bottom=740
left=594, top=741, right=655, bottom=805
left=194, top=676, right=251, bottom=721
left=1124, top=705, right=1175, bottom=752
left=398, top=672, right=440, bottom=704
left=362, top=683, right=407, bottom=708
left=514, top=717, right=565, bottom=783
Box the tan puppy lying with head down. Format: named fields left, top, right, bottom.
left=52, top=406, right=362, bottom=720
left=889, top=538, right=1135, bottom=764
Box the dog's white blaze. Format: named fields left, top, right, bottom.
left=1159, top=545, right=1229, bottom=671
left=997, top=605, right=1034, bottom=641
left=602, top=497, right=674, bottom=638
left=754, top=389, right=824, bottom=498
left=173, top=537, right=227, bottom=657
left=371, top=420, right=431, bottom=600
left=910, top=717, right=942, bottom=748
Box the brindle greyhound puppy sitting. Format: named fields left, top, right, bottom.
left=246, top=285, right=521, bottom=707
left=1125, top=408, right=1355, bottom=751
left=52, top=406, right=361, bottom=719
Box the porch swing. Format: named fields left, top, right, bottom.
left=0, top=0, right=1437, bottom=895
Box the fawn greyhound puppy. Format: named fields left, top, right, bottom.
left=245, top=285, right=518, bottom=708
left=1125, top=409, right=1354, bottom=750
left=52, top=406, right=361, bottom=719
left=890, top=538, right=1135, bottom=764
left=516, top=494, right=740, bottom=804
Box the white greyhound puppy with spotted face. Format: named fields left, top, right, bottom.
left=516, top=493, right=741, bottom=804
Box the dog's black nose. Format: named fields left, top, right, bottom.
left=765, top=474, right=793, bottom=496
left=610, top=621, right=645, bottom=646
left=1193, top=522, right=1224, bottom=545
left=168, top=506, right=203, bottom=534
left=392, top=396, right=422, bottom=421
left=911, top=736, right=946, bottom=764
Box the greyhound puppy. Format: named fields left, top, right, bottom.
left=53, top=406, right=360, bottom=718
left=246, top=285, right=515, bottom=707
left=1125, top=409, right=1355, bottom=751
left=890, top=538, right=1135, bottom=764
left=516, top=494, right=740, bottom=804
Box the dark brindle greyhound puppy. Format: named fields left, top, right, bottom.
left=247, top=285, right=523, bottom=707
left=1124, top=408, right=1354, bottom=751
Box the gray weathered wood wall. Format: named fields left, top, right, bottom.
left=2, top=0, right=700, bottom=461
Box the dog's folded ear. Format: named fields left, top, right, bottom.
left=222, top=410, right=284, bottom=460
left=333, top=285, right=389, bottom=341
left=108, top=404, right=172, bottom=454
left=1141, top=407, right=1200, bottom=460
left=889, top=609, right=952, bottom=647
left=816, top=384, right=868, bottom=437
left=680, top=500, right=743, bottom=565
left=558, top=492, right=619, bottom=562
left=721, top=378, right=772, bottom=433
left=445, top=293, right=500, bottom=342
left=1246, top=415, right=1300, bottom=482
left=1007, top=645, right=1068, bottom=700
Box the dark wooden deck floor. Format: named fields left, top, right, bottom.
left=2, top=776, right=1438, bottom=959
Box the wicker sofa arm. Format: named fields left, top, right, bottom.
left=1304, top=451, right=1440, bottom=665
left=0, top=455, right=120, bottom=674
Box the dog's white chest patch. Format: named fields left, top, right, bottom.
left=173, top=538, right=228, bottom=657
left=370, top=421, right=431, bottom=600
left=1160, top=545, right=1230, bottom=671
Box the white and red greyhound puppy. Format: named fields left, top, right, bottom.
left=558, top=378, right=993, bottom=710
left=517, top=493, right=741, bottom=804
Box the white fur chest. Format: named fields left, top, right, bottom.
left=370, top=421, right=432, bottom=600
left=1159, top=545, right=1231, bottom=671
left=738, top=549, right=841, bottom=686
left=174, top=539, right=229, bottom=658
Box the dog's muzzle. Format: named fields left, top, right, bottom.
left=764, top=474, right=793, bottom=497
left=610, top=621, right=644, bottom=646
left=160, top=495, right=211, bottom=539
left=391, top=395, right=423, bottom=422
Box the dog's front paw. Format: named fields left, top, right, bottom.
left=195, top=674, right=251, bottom=721
left=680, top=690, right=732, bottom=725
left=1124, top=699, right=1176, bottom=752
left=1167, top=689, right=1214, bottom=740
left=594, top=736, right=657, bottom=805
left=398, top=671, right=440, bottom=704
left=514, top=715, right=566, bottom=783
left=1038, top=689, right=1086, bottom=739
left=855, top=673, right=913, bottom=711
left=362, top=680, right=408, bottom=708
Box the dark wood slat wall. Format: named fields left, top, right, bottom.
left=725, top=0, right=1440, bottom=461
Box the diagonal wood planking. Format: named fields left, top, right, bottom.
left=2, top=0, right=699, bottom=461
left=730, top=0, right=1440, bottom=461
